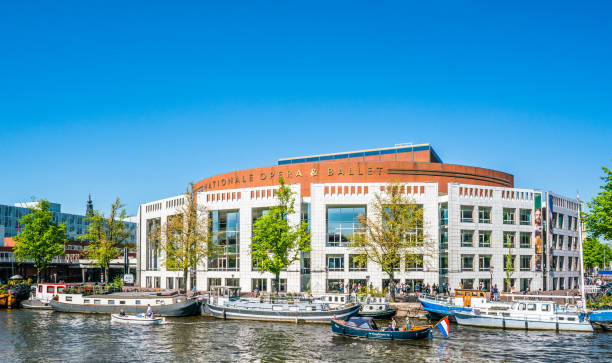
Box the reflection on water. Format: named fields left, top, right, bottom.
left=0, top=309, right=610, bottom=362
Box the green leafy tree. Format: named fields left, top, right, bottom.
left=14, top=200, right=68, bottom=282
left=81, top=197, right=132, bottom=283
left=504, top=252, right=515, bottom=292
left=251, top=178, right=311, bottom=294
left=351, top=183, right=433, bottom=302
left=583, top=237, right=612, bottom=269
left=584, top=164, right=612, bottom=240
left=152, top=183, right=219, bottom=292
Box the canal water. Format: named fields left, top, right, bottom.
left=1, top=310, right=610, bottom=362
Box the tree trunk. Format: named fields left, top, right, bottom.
left=275, top=272, right=280, bottom=294
left=184, top=267, right=189, bottom=293
left=389, top=272, right=396, bottom=302
left=37, top=268, right=41, bottom=283
left=104, top=266, right=109, bottom=284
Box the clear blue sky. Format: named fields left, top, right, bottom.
left=0, top=1, right=610, bottom=216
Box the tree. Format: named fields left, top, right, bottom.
left=152, top=183, right=218, bottom=292
left=351, top=183, right=433, bottom=302
left=251, top=178, right=311, bottom=294
left=583, top=237, right=612, bottom=269
left=14, top=200, right=68, bottom=282
left=584, top=164, right=612, bottom=240
left=81, top=197, right=132, bottom=283
left=504, top=252, right=515, bottom=292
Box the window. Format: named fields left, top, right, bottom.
left=520, top=278, right=531, bottom=291
left=503, top=208, right=515, bottom=224
left=520, top=233, right=531, bottom=248
left=461, top=279, right=474, bottom=289
left=327, top=254, right=344, bottom=271
left=406, top=254, right=424, bottom=271
left=527, top=304, right=536, bottom=311
left=252, top=278, right=267, bottom=292
left=208, top=278, right=222, bottom=288
left=520, top=255, right=531, bottom=271
left=209, top=210, right=240, bottom=271
left=120, top=301, right=126, bottom=305
left=478, top=207, right=491, bottom=224
left=461, top=255, right=474, bottom=271
left=327, top=206, right=366, bottom=247
left=349, top=254, right=367, bottom=271
left=461, top=206, right=474, bottom=223
left=520, top=209, right=531, bottom=225
left=326, top=279, right=344, bottom=292
left=503, top=232, right=515, bottom=248
left=166, top=277, right=174, bottom=290
left=478, top=231, right=491, bottom=247
left=440, top=204, right=448, bottom=225
left=273, top=278, right=287, bottom=292
left=226, top=278, right=240, bottom=287
left=84, top=299, right=90, bottom=304
left=135, top=300, right=141, bottom=305
left=94, top=300, right=101, bottom=305
left=108, top=300, right=115, bottom=305
left=479, top=255, right=491, bottom=271
left=461, top=230, right=474, bottom=247
left=557, top=214, right=564, bottom=229
left=440, top=230, right=448, bottom=249
left=558, top=257, right=565, bottom=271
left=47, top=286, right=55, bottom=293
left=542, top=304, right=550, bottom=312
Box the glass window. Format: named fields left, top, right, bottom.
left=47, top=286, right=55, bottom=293
left=108, top=300, right=115, bottom=305
left=57, top=287, right=64, bottom=294
left=327, top=254, right=344, bottom=271
left=209, top=210, right=240, bottom=271
left=348, top=254, right=367, bottom=271
left=226, top=278, right=240, bottom=287
left=461, top=279, right=474, bottom=289
left=252, top=278, right=267, bottom=292
left=326, top=206, right=366, bottom=247
left=461, top=230, right=474, bottom=247
left=460, top=206, right=474, bottom=223
left=503, top=208, right=515, bottom=224
left=479, top=255, right=491, bottom=271
left=461, top=255, right=474, bottom=271
left=520, top=233, right=531, bottom=248
left=440, top=230, right=448, bottom=249
left=406, top=254, right=424, bottom=271
left=326, top=279, right=343, bottom=293
left=208, top=278, right=222, bottom=288
left=503, top=232, right=515, bottom=248
left=439, top=204, right=448, bottom=226
left=520, top=255, right=531, bottom=271
left=519, top=209, right=531, bottom=225
left=478, top=231, right=491, bottom=247
left=272, top=278, right=287, bottom=292
left=478, top=207, right=491, bottom=224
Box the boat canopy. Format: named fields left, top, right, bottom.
left=345, top=317, right=378, bottom=330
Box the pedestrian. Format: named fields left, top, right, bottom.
left=492, top=284, right=499, bottom=301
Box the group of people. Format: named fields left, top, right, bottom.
left=118, top=304, right=155, bottom=319
left=384, top=316, right=412, bottom=332
left=394, top=282, right=450, bottom=296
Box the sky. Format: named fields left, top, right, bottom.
left=0, top=1, right=610, bottom=216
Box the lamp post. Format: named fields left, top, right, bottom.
left=489, top=265, right=493, bottom=295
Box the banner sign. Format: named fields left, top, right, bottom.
left=534, top=193, right=543, bottom=271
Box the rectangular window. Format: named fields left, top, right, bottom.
left=478, top=207, right=491, bottom=224
left=461, top=279, right=474, bottom=289
left=519, top=233, right=531, bottom=248
left=503, top=232, right=515, bottom=248
left=84, top=299, right=90, bottom=304
left=209, top=210, right=240, bottom=271
left=326, top=206, right=366, bottom=247
left=520, top=278, right=531, bottom=291
left=273, top=278, right=287, bottom=292
left=66, top=296, right=72, bottom=302
left=251, top=278, right=267, bottom=292
left=406, top=254, right=424, bottom=271
left=478, top=231, right=491, bottom=247
left=348, top=254, right=367, bottom=271
left=326, top=279, right=344, bottom=293
left=208, top=278, right=222, bottom=288
left=166, top=277, right=174, bottom=290
left=94, top=300, right=101, bottom=305
left=460, top=206, right=474, bottom=223
left=461, top=230, right=474, bottom=247
left=479, top=255, right=491, bottom=271
left=108, top=300, right=115, bottom=305
left=520, top=255, right=531, bottom=271
left=226, top=278, right=240, bottom=287
left=47, top=286, right=55, bottom=293
left=440, top=230, right=448, bottom=249
left=519, top=209, right=531, bottom=225
left=503, top=208, right=515, bottom=224
left=120, top=301, right=126, bottom=305
left=327, top=254, right=345, bottom=271
left=461, top=255, right=474, bottom=271
left=439, top=204, right=448, bottom=226
left=557, top=214, right=564, bottom=229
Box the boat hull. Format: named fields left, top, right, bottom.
left=110, top=314, right=165, bottom=325
left=454, top=312, right=594, bottom=332
left=21, top=299, right=52, bottom=310
left=50, top=299, right=200, bottom=317
left=418, top=297, right=469, bottom=322
left=589, top=310, right=612, bottom=331
left=331, top=319, right=432, bottom=340
left=207, top=303, right=360, bottom=323
left=358, top=309, right=397, bottom=319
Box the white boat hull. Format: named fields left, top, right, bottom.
left=110, top=314, right=165, bottom=325
left=455, top=312, right=593, bottom=332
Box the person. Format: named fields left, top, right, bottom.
left=405, top=316, right=412, bottom=330
left=391, top=317, right=398, bottom=331
left=492, top=284, right=499, bottom=301
left=119, top=309, right=126, bottom=317
left=146, top=304, right=153, bottom=319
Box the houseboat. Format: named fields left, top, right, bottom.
left=21, top=282, right=80, bottom=309
left=50, top=291, right=201, bottom=317
left=454, top=300, right=594, bottom=332
left=357, top=296, right=397, bottom=319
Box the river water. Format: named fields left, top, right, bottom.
left=0, top=309, right=610, bottom=362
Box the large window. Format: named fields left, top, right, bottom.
left=146, top=218, right=160, bottom=271
left=461, top=230, right=474, bottom=247
left=327, top=254, right=344, bottom=271
left=503, top=232, right=515, bottom=248
left=461, top=255, right=474, bottom=271
left=478, top=231, right=491, bottom=247
left=479, top=255, right=491, bottom=271
left=478, top=207, right=491, bottom=224
left=461, top=206, right=474, bottom=223
left=252, top=278, right=267, bottom=292
left=209, top=210, right=240, bottom=271
left=326, top=279, right=344, bottom=292
left=519, top=233, right=531, bottom=248
left=208, top=278, right=222, bottom=288
left=406, top=254, right=424, bottom=271
left=327, top=206, right=366, bottom=247
left=503, top=208, right=515, bottom=224
left=440, top=230, right=448, bottom=249
left=520, top=255, right=531, bottom=271
left=348, top=254, right=367, bottom=271
left=519, top=209, right=531, bottom=225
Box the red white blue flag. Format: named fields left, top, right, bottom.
left=435, top=316, right=450, bottom=337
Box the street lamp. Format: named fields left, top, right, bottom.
left=489, top=265, right=494, bottom=295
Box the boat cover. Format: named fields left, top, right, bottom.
left=345, top=317, right=378, bottom=330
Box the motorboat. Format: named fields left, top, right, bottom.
left=357, top=296, right=397, bottom=319
left=454, top=300, right=594, bottom=332
left=331, top=316, right=432, bottom=340
left=418, top=289, right=507, bottom=321
left=589, top=309, right=612, bottom=331
left=111, top=314, right=165, bottom=325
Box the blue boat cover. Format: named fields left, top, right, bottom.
left=345, top=317, right=378, bottom=330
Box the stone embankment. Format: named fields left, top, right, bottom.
left=389, top=302, right=427, bottom=318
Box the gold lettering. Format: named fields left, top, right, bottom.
left=228, top=178, right=233, bottom=185
left=249, top=174, right=253, bottom=182
left=278, top=171, right=283, bottom=178
left=270, top=171, right=275, bottom=178
left=311, top=168, right=318, bottom=176
left=260, top=173, right=266, bottom=180
left=235, top=176, right=240, bottom=184
left=221, top=179, right=227, bottom=186
left=328, top=168, right=334, bottom=176
left=376, top=167, right=383, bottom=175
left=296, top=170, right=302, bottom=177
left=287, top=170, right=292, bottom=178
left=242, top=175, right=246, bottom=183
left=358, top=166, right=363, bottom=175
left=213, top=181, right=217, bottom=187
left=337, top=168, right=344, bottom=175
left=348, top=168, right=354, bottom=175
left=367, top=167, right=373, bottom=175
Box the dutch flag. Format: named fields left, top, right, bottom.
left=435, top=316, right=450, bottom=337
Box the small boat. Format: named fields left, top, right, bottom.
left=589, top=309, right=612, bottom=331
left=357, top=296, right=397, bottom=319
left=21, top=299, right=52, bottom=310
left=111, top=314, right=165, bottom=325
left=331, top=316, right=432, bottom=340
left=454, top=300, right=594, bottom=332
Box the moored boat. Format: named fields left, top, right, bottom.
left=21, top=282, right=80, bottom=310
left=589, top=309, right=612, bottom=331
left=110, top=314, right=165, bottom=325
left=331, top=317, right=432, bottom=340
left=418, top=289, right=507, bottom=321
left=357, top=296, right=397, bottom=319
